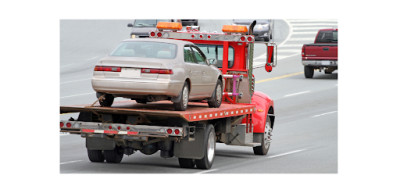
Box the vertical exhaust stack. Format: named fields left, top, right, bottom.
left=248, top=20, right=256, bottom=98
left=248, top=20, right=257, bottom=36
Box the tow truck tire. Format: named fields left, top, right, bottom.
left=97, top=92, right=114, bottom=107
left=87, top=150, right=104, bottom=162
left=173, top=82, right=189, bottom=111
left=104, top=147, right=124, bottom=163
left=304, top=66, right=314, bottom=78
left=208, top=79, right=222, bottom=108
left=178, top=158, right=196, bottom=168
left=195, top=124, right=216, bottom=169
left=253, top=116, right=273, bottom=155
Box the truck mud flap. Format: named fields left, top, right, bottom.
left=173, top=124, right=206, bottom=159
left=86, top=137, right=116, bottom=151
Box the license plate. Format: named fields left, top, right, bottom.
left=321, top=61, right=330, bottom=65
left=120, top=68, right=140, bottom=78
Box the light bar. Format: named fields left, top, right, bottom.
left=222, top=25, right=248, bottom=33
left=157, top=22, right=182, bottom=31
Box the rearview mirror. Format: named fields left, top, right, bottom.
left=127, top=23, right=133, bottom=27
left=207, top=58, right=217, bottom=66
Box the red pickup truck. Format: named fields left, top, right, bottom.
left=302, top=29, right=338, bottom=78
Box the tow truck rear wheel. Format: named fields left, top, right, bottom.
left=253, top=116, right=273, bottom=155
left=87, top=150, right=104, bottom=162
left=104, top=147, right=124, bottom=163
left=195, top=124, right=216, bottom=169
left=208, top=79, right=222, bottom=108
left=304, top=66, right=314, bottom=78
left=178, top=158, right=196, bottom=168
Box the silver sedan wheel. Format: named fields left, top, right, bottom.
left=182, top=85, right=189, bottom=109
left=216, top=84, right=222, bottom=104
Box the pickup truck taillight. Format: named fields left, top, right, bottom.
left=94, top=66, right=121, bottom=72
left=141, top=68, right=173, bottom=74
left=301, top=45, right=305, bottom=57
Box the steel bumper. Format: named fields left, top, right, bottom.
left=302, top=60, right=338, bottom=67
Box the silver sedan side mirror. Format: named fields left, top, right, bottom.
left=207, top=58, right=217, bottom=66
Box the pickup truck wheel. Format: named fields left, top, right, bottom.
left=97, top=92, right=114, bottom=107
left=304, top=66, right=314, bottom=78
left=253, top=116, right=273, bottom=155
left=104, top=147, right=124, bottom=163
left=87, top=150, right=104, bottom=162
left=208, top=79, right=222, bottom=108
left=173, top=82, right=189, bottom=111
left=195, top=124, right=216, bottom=169
left=178, top=158, right=195, bottom=168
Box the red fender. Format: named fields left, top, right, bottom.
left=250, top=91, right=274, bottom=133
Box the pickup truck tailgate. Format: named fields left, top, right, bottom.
left=303, top=44, right=338, bottom=60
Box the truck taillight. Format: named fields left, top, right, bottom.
left=302, top=45, right=305, bottom=57
left=157, top=32, right=163, bottom=37
left=60, top=122, right=64, bottom=127
left=240, top=36, right=246, bottom=41
left=94, top=66, right=121, bottom=72
left=167, top=129, right=173, bottom=134
left=174, top=129, right=180, bottom=135
left=150, top=31, right=156, bottom=37
left=66, top=122, right=72, bottom=128
left=141, top=68, right=173, bottom=74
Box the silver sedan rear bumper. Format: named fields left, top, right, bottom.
left=92, top=78, right=183, bottom=97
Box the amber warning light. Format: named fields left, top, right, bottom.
left=222, top=25, right=248, bottom=33
left=156, top=22, right=182, bottom=31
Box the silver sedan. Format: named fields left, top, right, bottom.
left=91, top=38, right=223, bottom=111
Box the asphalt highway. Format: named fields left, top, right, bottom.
left=60, top=19, right=338, bottom=173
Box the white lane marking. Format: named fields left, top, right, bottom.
left=195, top=168, right=218, bottom=174
left=312, top=111, right=337, bottom=118
left=86, top=56, right=99, bottom=61
left=279, top=43, right=303, bottom=48
left=60, top=92, right=96, bottom=99
left=60, top=78, right=91, bottom=85
left=284, top=91, right=310, bottom=98
left=288, top=37, right=315, bottom=41
left=60, top=160, right=82, bottom=165
left=291, top=31, right=318, bottom=35
left=267, top=149, right=307, bottom=159
left=292, top=27, right=332, bottom=31
left=278, top=19, right=293, bottom=48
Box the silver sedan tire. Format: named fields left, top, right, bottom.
left=208, top=79, right=222, bottom=108
left=173, top=82, right=189, bottom=111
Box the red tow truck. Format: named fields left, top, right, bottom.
left=60, top=22, right=277, bottom=169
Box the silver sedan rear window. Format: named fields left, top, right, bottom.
left=110, top=41, right=177, bottom=59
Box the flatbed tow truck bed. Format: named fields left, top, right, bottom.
left=61, top=100, right=256, bottom=122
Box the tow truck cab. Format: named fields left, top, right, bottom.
left=150, top=22, right=277, bottom=132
